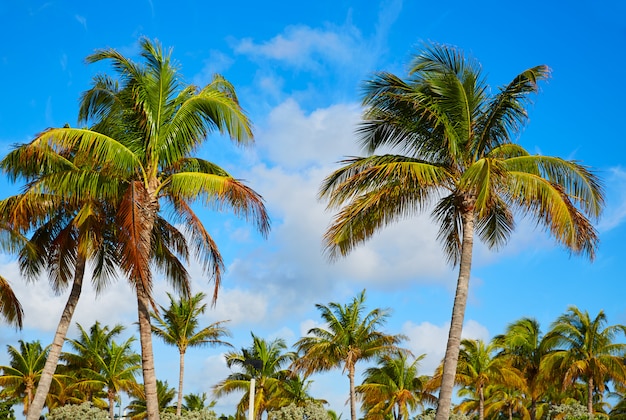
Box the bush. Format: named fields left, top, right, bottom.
left=269, top=402, right=331, bottom=420
left=160, top=409, right=218, bottom=420
left=46, top=402, right=110, bottom=420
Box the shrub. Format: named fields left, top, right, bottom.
left=46, top=402, right=109, bottom=420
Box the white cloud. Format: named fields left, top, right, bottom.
left=75, top=14, right=87, bottom=30
left=402, top=319, right=490, bottom=375
left=235, top=25, right=362, bottom=71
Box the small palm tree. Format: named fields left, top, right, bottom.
left=214, top=333, right=296, bottom=420
left=151, top=291, right=231, bottom=416
left=127, top=379, right=176, bottom=420
left=319, top=43, right=603, bottom=420
left=294, top=290, right=405, bottom=420
left=0, top=340, right=50, bottom=415
left=62, top=321, right=125, bottom=402
left=544, top=306, right=626, bottom=416
left=494, top=317, right=555, bottom=420
left=449, top=339, right=522, bottom=420
left=356, top=350, right=435, bottom=420
left=78, top=336, right=142, bottom=420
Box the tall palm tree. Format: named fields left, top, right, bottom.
left=356, top=350, right=435, bottom=420
left=214, top=333, right=296, bottom=420
left=294, top=290, right=405, bottom=420
left=319, top=43, right=604, bottom=420
left=0, top=340, right=50, bottom=415
left=493, top=317, right=555, bottom=420
left=1, top=133, right=122, bottom=420
left=544, top=306, right=626, bottom=416
left=20, top=37, right=270, bottom=419
left=151, top=291, right=231, bottom=416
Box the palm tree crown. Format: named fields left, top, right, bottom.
left=319, top=43, right=603, bottom=420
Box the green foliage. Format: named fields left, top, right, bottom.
left=0, top=397, right=17, bottom=419
left=46, top=402, right=109, bottom=420
left=268, top=402, right=331, bottom=420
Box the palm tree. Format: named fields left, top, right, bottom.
left=0, top=133, right=122, bottom=420
left=127, top=379, right=176, bottom=420
left=483, top=385, right=530, bottom=420
left=267, top=373, right=326, bottom=411
left=77, top=336, right=142, bottom=420
left=432, top=339, right=522, bottom=420
left=544, top=306, right=626, bottom=416
left=294, top=290, right=405, bottom=420
left=493, top=317, right=555, bottom=420
left=151, top=291, right=231, bottom=416
left=21, top=37, right=270, bottom=419
left=62, top=321, right=125, bottom=403
left=214, top=333, right=296, bottom=420
left=356, top=350, right=435, bottom=420
left=0, top=223, right=25, bottom=329
left=183, top=392, right=213, bottom=412
left=0, top=340, right=50, bottom=415
left=319, top=43, right=604, bottom=420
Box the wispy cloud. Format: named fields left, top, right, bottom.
left=75, top=14, right=87, bottom=30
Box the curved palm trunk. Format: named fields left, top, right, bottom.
left=26, top=256, right=86, bottom=420
left=348, top=363, right=357, bottom=420
left=177, top=350, right=185, bottom=417
left=587, top=378, right=593, bottom=418
left=137, top=283, right=160, bottom=420
left=435, top=210, right=475, bottom=420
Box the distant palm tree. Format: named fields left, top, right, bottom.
left=183, top=392, right=214, bottom=412
left=267, top=373, right=326, bottom=410
left=429, top=339, right=522, bottom=420
left=151, top=292, right=231, bottom=416
left=214, top=334, right=296, bottom=420
left=127, top=379, right=176, bottom=420
left=483, top=385, right=529, bottom=420
left=356, top=350, right=435, bottom=420
left=494, top=317, right=555, bottom=420
left=62, top=321, right=125, bottom=403
left=0, top=340, right=50, bottom=415
left=294, top=290, right=405, bottom=420
left=319, top=43, right=603, bottom=420
left=78, top=336, right=142, bottom=420
left=544, top=306, right=626, bottom=416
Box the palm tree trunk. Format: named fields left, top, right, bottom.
left=137, top=283, right=160, bottom=420
left=108, top=389, right=116, bottom=420
left=435, top=209, right=475, bottom=420
left=26, top=256, right=86, bottom=420
left=478, top=385, right=484, bottom=420
left=177, top=350, right=185, bottom=417
left=587, top=378, right=593, bottom=419
left=349, top=363, right=357, bottom=420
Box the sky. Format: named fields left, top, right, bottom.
left=1, top=0, right=626, bottom=418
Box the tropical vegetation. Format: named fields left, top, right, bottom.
left=0, top=37, right=614, bottom=420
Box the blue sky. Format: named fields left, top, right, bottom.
left=1, top=0, right=626, bottom=418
